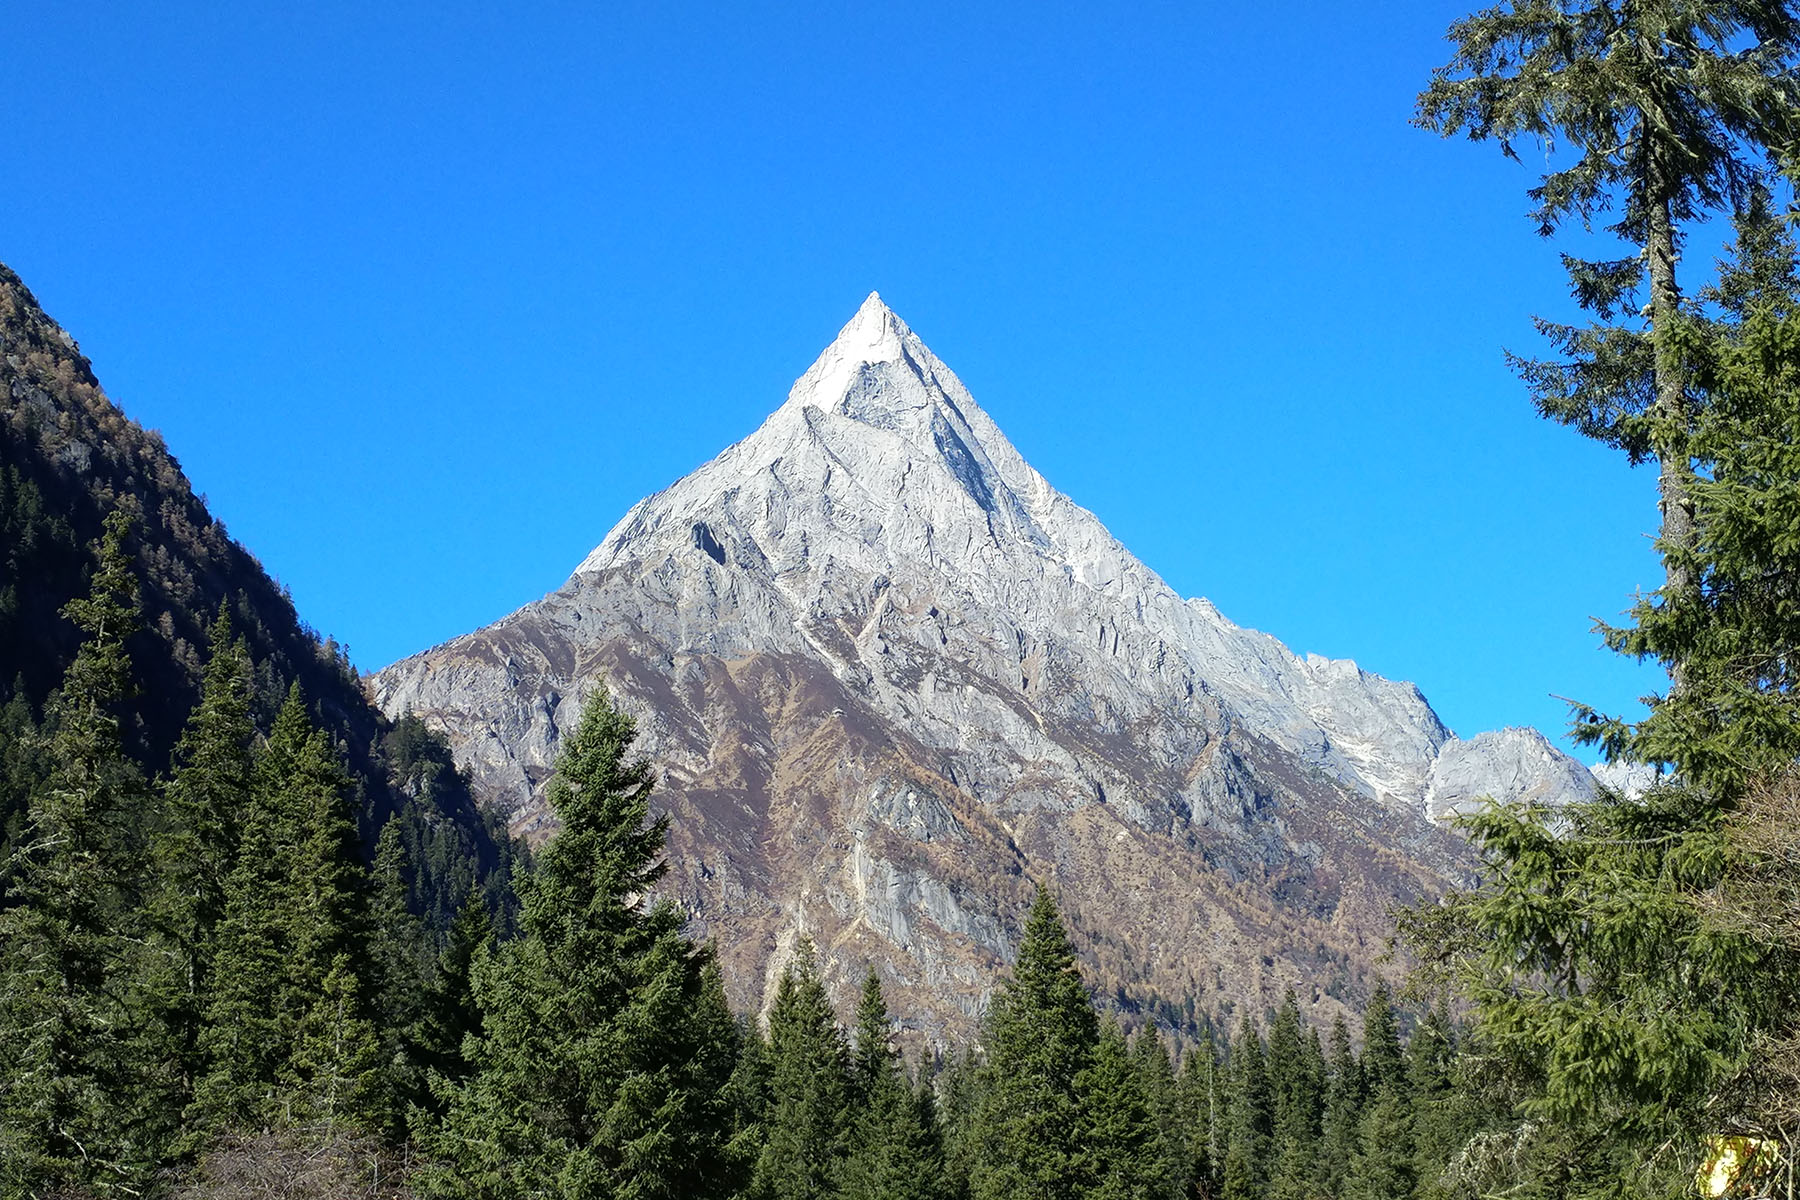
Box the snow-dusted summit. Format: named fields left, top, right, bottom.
left=373, top=294, right=1593, bottom=1038
left=559, top=292, right=1584, bottom=821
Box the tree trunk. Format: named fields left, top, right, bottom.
left=1645, top=158, right=1695, bottom=694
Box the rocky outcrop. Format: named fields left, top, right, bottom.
left=374, top=295, right=1592, bottom=1042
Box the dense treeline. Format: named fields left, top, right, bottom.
left=0, top=512, right=1503, bottom=1198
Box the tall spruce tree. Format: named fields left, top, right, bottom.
left=1177, top=1033, right=1224, bottom=1199
left=1265, top=992, right=1324, bottom=1200
left=1084, top=1018, right=1169, bottom=1200
left=1220, top=1016, right=1273, bottom=1200
left=419, top=688, right=741, bottom=1200
left=1315, top=1016, right=1364, bottom=1200
left=365, top=817, right=431, bottom=1133
left=192, top=683, right=380, bottom=1134
left=937, top=1047, right=985, bottom=1200
left=148, top=607, right=255, bottom=1110
left=1131, top=1027, right=1188, bottom=1198
left=755, top=943, right=851, bottom=1200
left=0, top=510, right=160, bottom=1193
left=841, top=969, right=942, bottom=1200
left=970, top=890, right=1100, bottom=1200
left=1416, top=0, right=1800, bottom=608
left=418, top=887, right=492, bottom=1087
left=1416, top=14, right=1800, bottom=1179
left=1406, top=1007, right=1464, bottom=1200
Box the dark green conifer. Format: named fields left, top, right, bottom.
left=419, top=688, right=741, bottom=1199
left=1131, top=1026, right=1187, bottom=1198
left=365, top=818, right=431, bottom=1132
left=148, top=606, right=254, bottom=1104
left=1220, top=1016, right=1273, bottom=1200
left=192, top=684, right=377, bottom=1133
left=1315, top=1016, right=1364, bottom=1200
left=284, top=952, right=384, bottom=1130
left=936, top=1047, right=984, bottom=1200
left=419, top=887, right=492, bottom=1085
left=1345, top=987, right=1414, bottom=1200
left=756, top=942, right=850, bottom=1200
left=1406, top=1006, right=1462, bottom=1199
left=0, top=509, right=160, bottom=1193
left=969, top=890, right=1099, bottom=1200
left=1358, top=983, right=1403, bottom=1096
left=1265, top=992, right=1324, bottom=1200
left=1176, top=1034, right=1223, bottom=1198
left=1084, top=1017, right=1168, bottom=1200
left=841, top=968, right=942, bottom=1200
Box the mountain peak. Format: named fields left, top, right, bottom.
left=781, top=291, right=925, bottom=419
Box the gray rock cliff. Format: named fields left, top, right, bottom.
left=373, top=294, right=1593, bottom=1040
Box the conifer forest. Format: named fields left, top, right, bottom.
left=6, top=2, right=1800, bottom=1198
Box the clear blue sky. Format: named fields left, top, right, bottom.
left=3, top=1, right=1673, bottom=758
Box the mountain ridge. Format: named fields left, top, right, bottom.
left=374, top=294, right=1594, bottom=1040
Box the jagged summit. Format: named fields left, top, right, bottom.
left=373, top=294, right=1596, bottom=1041
left=430, top=294, right=1591, bottom=824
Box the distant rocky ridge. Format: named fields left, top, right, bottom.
left=374, top=295, right=1594, bottom=1042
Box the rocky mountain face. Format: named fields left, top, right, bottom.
left=374, top=294, right=1594, bottom=1042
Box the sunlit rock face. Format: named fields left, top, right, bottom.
left=374, top=294, right=1592, bottom=1043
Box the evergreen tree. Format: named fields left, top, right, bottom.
left=284, top=952, right=384, bottom=1131
left=1314, top=1017, right=1363, bottom=1200
left=419, top=688, right=741, bottom=1199
left=418, top=886, right=492, bottom=1086
left=850, top=967, right=895, bottom=1109
left=722, top=1008, right=772, bottom=1185
left=1265, top=992, right=1323, bottom=1200
left=1343, top=984, right=1415, bottom=1200
left=969, top=890, right=1100, bottom=1200
left=1131, top=1026, right=1188, bottom=1199
left=1358, top=983, right=1403, bottom=1097
left=937, top=1047, right=984, bottom=1200
left=191, top=683, right=379, bottom=1133
left=365, top=818, right=431, bottom=1133
left=755, top=943, right=850, bottom=1200
left=0, top=509, right=161, bottom=1193
left=1406, top=1007, right=1463, bottom=1200
left=1345, top=1083, right=1415, bottom=1200
left=1176, top=1034, right=1224, bottom=1200
left=1415, top=16, right=1800, bottom=1183
left=841, top=968, right=942, bottom=1200
left=1084, top=1017, right=1169, bottom=1200
left=1219, top=1017, right=1272, bottom=1200
left=147, top=606, right=255, bottom=1108
left=1416, top=0, right=1800, bottom=607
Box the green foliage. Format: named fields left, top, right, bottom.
left=1177, top=1032, right=1224, bottom=1198
left=419, top=688, right=742, bottom=1200
left=838, top=967, right=944, bottom=1200
left=0, top=510, right=162, bottom=1194
left=417, top=887, right=492, bottom=1087
left=193, top=683, right=386, bottom=1137
left=1265, top=992, right=1325, bottom=1200
left=755, top=944, right=850, bottom=1200
left=1220, top=1017, right=1273, bottom=1200
left=148, top=607, right=256, bottom=1106
left=1130, top=1027, right=1186, bottom=1199
left=1083, top=1018, right=1168, bottom=1200
left=970, top=890, right=1100, bottom=1200
left=1315, top=1016, right=1364, bottom=1200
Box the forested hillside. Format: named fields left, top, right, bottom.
left=0, top=264, right=519, bottom=928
